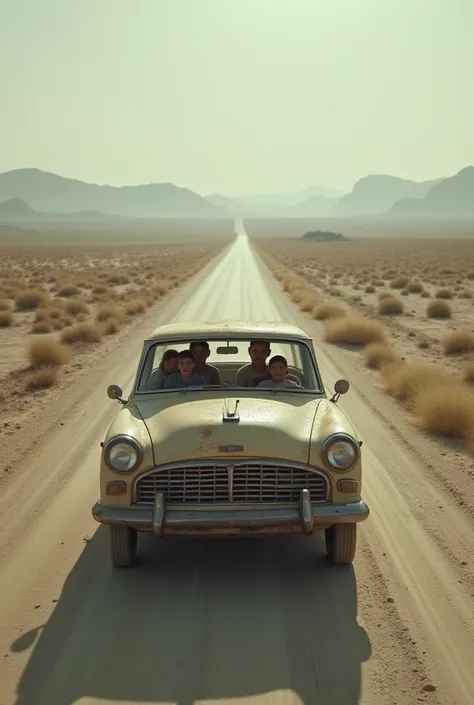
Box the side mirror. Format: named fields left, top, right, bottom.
left=107, top=384, right=126, bottom=405
left=330, top=378, right=350, bottom=403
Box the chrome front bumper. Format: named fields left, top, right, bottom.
left=92, top=489, right=369, bottom=536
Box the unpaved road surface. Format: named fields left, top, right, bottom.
left=0, top=225, right=473, bottom=705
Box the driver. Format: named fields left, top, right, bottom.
left=189, top=341, right=221, bottom=385
left=235, top=340, right=271, bottom=387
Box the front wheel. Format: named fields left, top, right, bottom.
left=109, top=525, right=137, bottom=567
left=325, top=523, right=357, bottom=564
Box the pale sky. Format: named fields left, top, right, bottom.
left=0, top=0, right=473, bottom=196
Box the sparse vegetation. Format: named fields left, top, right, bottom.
left=364, top=343, right=399, bottom=369
left=427, top=300, right=452, bottom=319
left=378, top=296, right=404, bottom=315
left=442, top=330, right=474, bottom=355
left=28, top=338, right=72, bottom=368
left=324, top=316, right=386, bottom=346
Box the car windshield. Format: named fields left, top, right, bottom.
left=136, top=337, right=323, bottom=393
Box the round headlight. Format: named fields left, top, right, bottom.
left=323, top=435, right=358, bottom=471
left=105, top=439, right=140, bottom=473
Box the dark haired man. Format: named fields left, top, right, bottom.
left=189, top=341, right=221, bottom=385
left=164, top=349, right=206, bottom=389
left=235, top=340, right=271, bottom=387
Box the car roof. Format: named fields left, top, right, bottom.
left=144, top=320, right=312, bottom=343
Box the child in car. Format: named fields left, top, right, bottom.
left=256, top=355, right=301, bottom=389
left=164, top=349, right=206, bottom=389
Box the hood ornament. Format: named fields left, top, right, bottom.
left=222, top=399, right=240, bottom=423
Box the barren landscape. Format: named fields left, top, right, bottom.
left=0, top=225, right=473, bottom=705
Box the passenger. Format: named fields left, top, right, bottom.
left=146, top=349, right=179, bottom=390
left=189, top=341, right=221, bottom=385
left=235, top=340, right=272, bottom=387
left=257, top=355, right=301, bottom=389
left=164, top=349, right=206, bottom=389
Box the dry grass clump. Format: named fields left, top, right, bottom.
left=324, top=316, right=386, bottom=346
left=60, top=322, right=103, bottom=344
left=124, top=299, right=147, bottom=316
left=0, top=298, right=12, bottom=311
left=64, top=297, right=90, bottom=316
left=101, top=318, right=121, bottom=336
left=299, top=295, right=321, bottom=312
left=378, top=296, right=404, bottom=315
left=95, top=303, right=123, bottom=322
left=15, top=289, right=48, bottom=311
left=413, top=386, right=474, bottom=441
left=25, top=366, right=59, bottom=390
left=442, top=330, right=474, bottom=355
left=458, top=290, right=473, bottom=299
left=406, top=281, right=424, bottom=293
left=426, top=300, right=452, bottom=319
left=435, top=288, right=453, bottom=299
left=58, top=284, right=81, bottom=297
left=378, top=291, right=392, bottom=301
left=390, top=275, right=410, bottom=289
left=363, top=343, right=399, bottom=369
left=0, top=311, right=14, bottom=327
left=28, top=338, right=72, bottom=368
left=421, top=290, right=431, bottom=298
left=313, top=302, right=346, bottom=320
left=364, top=285, right=375, bottom=294
left=380, top=361, right=447, bottom=408
left=463, top=361, right=474, bottom=385
left=31, top=321, right=54, bottom=334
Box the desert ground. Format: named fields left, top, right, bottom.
left=0, top=223, right=473, bottom=705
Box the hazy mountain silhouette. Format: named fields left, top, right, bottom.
left=330, top=175, right=443, bottom=216
left=387, top=166, right=474, bottom=218
left=207, top=191, right=339, bottom=217
left=0, top=169, right=231, bottom=219
left=0, top=197, right=127, bottom=223
left=232, top=185, right=344, bottom=207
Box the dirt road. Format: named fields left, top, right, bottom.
left=0, top=226, right=473, bottom=705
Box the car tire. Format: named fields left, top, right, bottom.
left=325, top=523, right=356, bottom=564
left=109, top=526, right=137, bottom=567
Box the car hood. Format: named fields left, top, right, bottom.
left=133, top=393, right=325, bottom=465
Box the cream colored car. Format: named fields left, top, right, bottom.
left=92, top=321, right=369, bottom=567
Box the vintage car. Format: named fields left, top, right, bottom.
left=92, top=321, right=369, bottom=567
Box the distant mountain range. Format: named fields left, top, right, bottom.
left=0, top=168, right=228, bottom=219
left=0, top=166, right=472, bottom=224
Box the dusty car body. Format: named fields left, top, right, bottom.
left=92, top=321, right=369, bottom=567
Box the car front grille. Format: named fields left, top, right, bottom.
left=135, top=462, right=328, bottom=505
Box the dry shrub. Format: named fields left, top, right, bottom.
left=299, top=295, right=321, bottom=312
left=418, top=339, right=430, bottom=349
left=107, top=273, right=130, bottom=285
left=96, top=303, right=123, bottom=322
left=390, top=275, right=410, bottom=289
left=459, top=290, right=473, bottom=299
left=380, top=361, right=448, bottom=408
left=125, top=299, right=146, bottom=316
left=92, top=285, right=108, bottom=295
left=426, top=300, right=451, bottom=319
left=25, top=366, right=59, bottom=390
left=31, top=321, right=54, bottom=334
left=64, top=298, right=90, bottom=316
left=463, top=361, right=474, bottom=385
left=313, top=302, right=346, bottom=320
left=435, top=288, right=452, bottom=299
left=101, top=318, right=121, bottom=336
left=324, top=316, right=386, bottom=346
left=15, top=289, right=47, bottom=311
left=76, top=313, right=89, bottom=323
left=28, top=338, right=72, bottom=368
left=364, top=343, right=399, bottom=369
left=61, top=322, right=103, bottom=344
left=378, top=291, right=392, bottom=300
left=0, top=311, right=13, bottom=327
left=442, top=330, right=474, bottom=355
left=0, top=298, right=12, bottom=311
left=154, top=281, right=171, bottom=296
left=407, top=281, right=424, bottom=293
left=421, top=290, right=431, bottom=298
left=58, top=284, right=81, bottom=297
left=413, top=385, right=474, bottom=441
left=378, top=296, right=404, bottom=315
left=364, top=285, right=375, bottom=294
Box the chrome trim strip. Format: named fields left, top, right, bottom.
left=92, top=499, right=370, bottom=530
left=152, top=492, right=165, bottom=537
left=300, top=489, right=313, bottom=533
